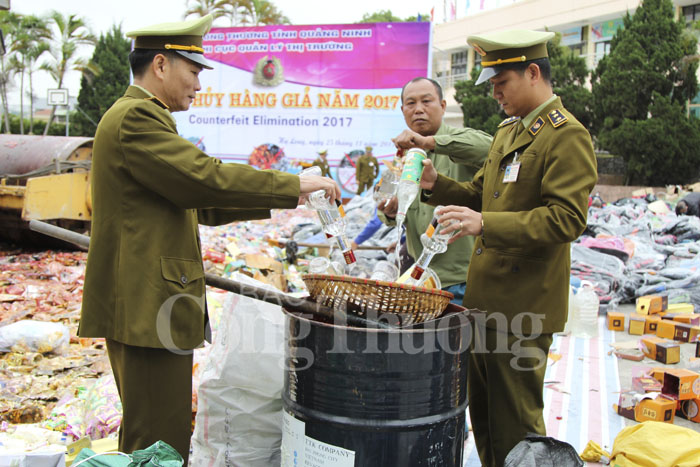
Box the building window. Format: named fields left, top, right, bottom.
left=595, top=40, right=611, bottom=62
left=451, top=50, right=467, bottom=76
left=683, top=4, right=700, bottom=26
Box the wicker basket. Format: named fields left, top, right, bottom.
left=302, top=274, right=454, bottom=326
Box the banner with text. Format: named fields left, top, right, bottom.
left=174, top=22, right=431, bottom=190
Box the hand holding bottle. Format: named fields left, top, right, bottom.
left=419, top=159, right=438, bottom=191
left=299, top=173, right=341, bottom=205
left=435, top=205, right=483, bottom=241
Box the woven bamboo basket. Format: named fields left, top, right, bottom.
left=302, top=274, right=454, bottom=326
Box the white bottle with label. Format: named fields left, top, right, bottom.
left=572, top=281, right=599, bottom=338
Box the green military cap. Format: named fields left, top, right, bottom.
left=318, top=149, right=328, bottom=155
left=468, top=30, right=555, bottom=85
left=365, top=146, right=373, bottom=152
left=127, top=15, right=213, bottom=70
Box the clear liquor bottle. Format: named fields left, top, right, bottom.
left=404, top=206, right=458, bottom=286
left=300, top=167, right=357, bottom=265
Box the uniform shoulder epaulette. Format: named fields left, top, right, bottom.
left=144, top=96, right=169, bottom=110
left=547, top=109, right=568, bottom=128
left=498, top=116, right=520, bottom=128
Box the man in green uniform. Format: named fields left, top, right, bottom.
left=78, top=15, right=339, bottom=463
left=378, top=77, right=492, bottom=303
left=355, top=145, right=379, bottom=194
left=419, top=31, right=597, bottom=466
left=312, top=149, right=331, bottom=177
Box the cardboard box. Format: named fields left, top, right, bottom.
left=678, top=398, right=700, bottom=423
left=662, top=369, right=700, bottom=400
left=645, top=315, right=662, bottom=334
left=607, top=311, right=625, bottom=331
left=636, top=295, right=668, bottom=315
left=662, top=313, right=700, bottom=326
left=632, top=375, right=663, bottom=393
left=641, top=336, right=680, bottom=364
left=673, top=323, right=695, bottom=343
left=667, top=303, right=695, bottom=314
left=629, top=315, right=646, bottom=335
left=615, top=392, right=675, bottom=423
left=656, top=320, right=676, bottom=340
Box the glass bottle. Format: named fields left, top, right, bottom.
left=394, top=148, right=427, bottom=266
left=300, top=166, right=357, bottom=265
left=404, top=206, right=457, bottom=286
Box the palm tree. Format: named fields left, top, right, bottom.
left=40, top=11, right=96, bottom=135
left=183, top=0, right=230, bottom=22
left=0, top=11, right=21, bottom=133
left=9, top=14, right=51, bottom=134
left=239, top=0, right=290, bottom=25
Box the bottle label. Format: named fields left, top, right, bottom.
left=400, top=149, right=427, bottom=184
left=425, top=218, right=438, bottom=238
left=410, top=265, right=425, bottom=280
left=343, top=249, right=356, bottom=265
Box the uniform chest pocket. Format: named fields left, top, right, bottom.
left=513, top=150, right=542, bottom=182
left=161, top=257, right=204, bottom=289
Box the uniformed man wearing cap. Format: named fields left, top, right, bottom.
left=355, top=146, right=379, bottom=194
left=418, top=30, right=597, bottom=466
left=312, top=149, right=331, bottom=177
left=78, top=14, right=340, bottom=462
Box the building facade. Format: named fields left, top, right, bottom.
left=433, top=0, right=700, bottom=126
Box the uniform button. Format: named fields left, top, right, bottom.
left=180, top=274, right=188, bottom=284
left=488, top=159, right=491, bottom=164
left=476, top=248, right=483, bottom=255
left=512, top=265, right=520, bottom=273
left=494, top=191, right=500, bottom=198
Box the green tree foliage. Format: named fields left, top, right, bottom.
left=546, top=33, right=594, bottom=133
left=359, top=10, right=403, bottom=23
left=603, top=93, right=700, bottom=185
left=592, top=0, right=700, bottom=184
left=40, top=11, right=96, bottom=135
left=454, top=66, right=503, bottom=136
left=359, top=10, right=429, bottom=23
left=73, top=25, right=131, bottom=137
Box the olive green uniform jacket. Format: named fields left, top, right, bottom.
left=79, top=86, right=300, bottom=350
left=381, top=123, right=492, bottom=287
left=311, top=157, right=331, bottom=177
left=424, top=97, right=597, bottom=333
left=356, top=153, right=379, bottom=183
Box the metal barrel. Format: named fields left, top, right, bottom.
left=281, top=306, right=472, bottom=466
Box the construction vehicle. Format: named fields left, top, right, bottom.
left=0, top=135, right=92, bottom=244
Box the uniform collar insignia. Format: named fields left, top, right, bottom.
left=145, top=96, right=169, bottom=110
left=547, top=109, right=568, bottom=128
left=498, top=116, right=521, bottom=128
left=528, top=116, right=546, bottom=136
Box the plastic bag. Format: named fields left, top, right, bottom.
left=0, top=320, right=69, bottom=353
left=191, top=273, right=286, bottom=467
left=503, top=433, right=584, bottom=466
left=609, top=421, right=700, bottom=467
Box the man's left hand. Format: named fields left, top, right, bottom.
left=392, top=130, right=436, bottom=151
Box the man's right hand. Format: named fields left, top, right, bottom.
left=377, top=196, right=398, bottom=218
left=420, top=159, right=438, bottom=191
left=299, top=175, right=341, bottom=205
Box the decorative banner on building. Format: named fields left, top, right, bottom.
left=591, top=18, right=624, bottom=42
left=174, top=22, right=431, bottom=194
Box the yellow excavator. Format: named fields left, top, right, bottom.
left=0, top=135, right=92, bottom=244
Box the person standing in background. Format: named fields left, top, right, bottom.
left=356, top=146, right=379, bottom=194
left=378, top=77, right=492, bottom=304
left=312, top=149, right=331, bottom=177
